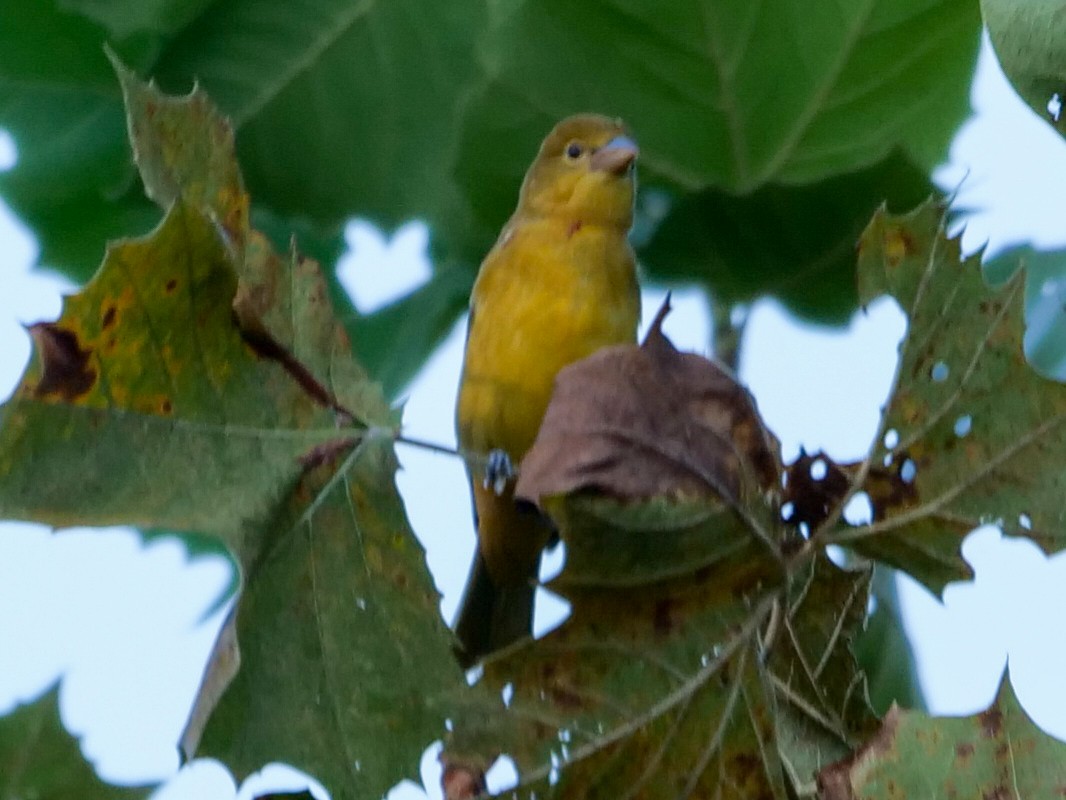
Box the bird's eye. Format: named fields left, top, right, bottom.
left=564, top=142, right=584, bottom=160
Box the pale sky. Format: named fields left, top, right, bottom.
left=1, top=33, right=1066, bottom=799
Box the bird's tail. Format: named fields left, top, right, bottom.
left=453, top=549, right=536, bottom=668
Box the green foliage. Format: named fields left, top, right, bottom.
left=8, top=6, right=1066, bottom=800
left=817, top=669, right=1066, bottom=797
left=845, top=201, right=1066, bottom=595
left=195, top=436, right=463, bottom=798
left=0, top=687, right=152, bottom=799
left=0, top=66, right=464, bottom=800
left=639, top=153, right=935, bottom=322
left=772, top=555, right=879, bottom=791
left=1, top=0, right=980, bottom=387
left=0, top=201, right=336, bottom=541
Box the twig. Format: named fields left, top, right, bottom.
left=710, top=295, right=746, bottom=372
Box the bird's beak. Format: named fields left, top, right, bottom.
left=590, top=135, right=639, bottom=175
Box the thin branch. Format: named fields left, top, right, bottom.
left=710, top=294, right=746, bottom=373
left=394, top=432, right=495, bottom=475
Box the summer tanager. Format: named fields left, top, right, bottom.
left=453, top=114, right=641, bottom=664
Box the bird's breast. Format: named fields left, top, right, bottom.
left=457, top=218, right=639, bottom=459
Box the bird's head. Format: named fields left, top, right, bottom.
left=517, top=114, right=638, bottom=229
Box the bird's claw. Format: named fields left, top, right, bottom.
left=483, top=449, right=515, bottom=495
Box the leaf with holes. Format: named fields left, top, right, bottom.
left=0, top=686, right=153, bottom=800
left=838, top=199, right=1066, bottom=595
left=817, top=669, right=1066, bottom=798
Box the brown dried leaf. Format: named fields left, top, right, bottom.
left=516, top=299, right=781, bottom=510
left=27, top=323, right=97, bottom=401
left=783, top=451, right=852, bottom=532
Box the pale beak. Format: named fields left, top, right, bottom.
left=590, top=135, right=639, bottom=175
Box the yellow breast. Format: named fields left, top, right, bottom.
left=456, top=216, right=640, bottom=461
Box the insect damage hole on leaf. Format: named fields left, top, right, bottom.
left=954, top=414, right=973, bottom=437
left=809, top=458, right=828, bottom=481
left=883, top=428, right=899, bottom=449
left=1047, top=92, right=1062, bottom=122
left=843, top=492, right=873, bottom=526
left=781, top=501, right=795, bottom=522
left=899, top=458, right=917, bottom=484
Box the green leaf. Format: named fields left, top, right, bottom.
left=151, top=0, right=485, bottom=231
left=449, top=0, right=978, bottom=323
left=981, top=0, right=1066, bottom=137
left=174, top=216, right=459, bottom=800
left=91, top=61, right=466, bottom=800
left=462, top=0, right=978, bottom=195
left=840, top=200, right=1066, bottom=594
left=543, top=496, right=762, bottom=588
left=3, top=0, right=980, bottom=331
left=111, top=49, right=249, bottom=239
left=638, top=152, right=935, bottom=322
left=4, top=0, right=487, bottom=295
left=0, top=201, right=346, bottom=546
left=817, top=670, right=1066, bottom=797
left=0, top=686, right=153, bottom=800
left=192, top=434, right=463, bottom=800
left=448, top=493, right=788, bottom=800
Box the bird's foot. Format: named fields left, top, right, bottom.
left=483, top=448, right=515, bottom=495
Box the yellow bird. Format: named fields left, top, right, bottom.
left=454, top=114, right=641, bottom=664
